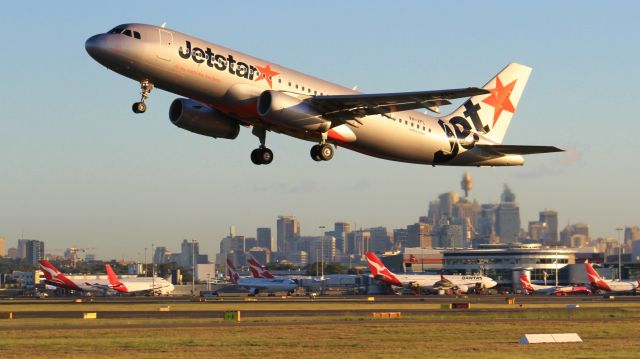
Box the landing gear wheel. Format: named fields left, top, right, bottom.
left=251, top=148, right=273, bottom=165
left=318, top=144, right=334, bottom=161
left=132, top=101, right=147, bottom=114
left=310, top=145, right=322, bottom=161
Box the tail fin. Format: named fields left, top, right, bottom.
left=246, top=253, right=274, bottom=279
left=38, top=260, right=81, bottom=290
left=519, top=274, right=534, bottom=292
left=584, top=261, right=603, bottom=284
left=105, top=264, right=127, bottom=292
left=365, top=251, right=402, bottom=287
left=444, top=63, right=532, bottom=144
left=226, top=257, right=239, bottom=284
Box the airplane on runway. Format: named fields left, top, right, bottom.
left=519, top=274, right=591, bottom=296
left=39, top=260, right=111, bottom=293
left=227, top=257, right=297, bottom=295
left=365, top=252, right=496, bottom=293
left=584, top=261, right=639, bottom=293
left=105, top=264, right=174, bottom=295
left=85, top=23, right=562, bottom=166
left=246, top=253, right=274, bottom=279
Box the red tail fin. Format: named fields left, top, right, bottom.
left=105, top=264, right=128, bottom=292
left=38, top=260, right=80, bottom=290
left=519, top=274, right=534, bottom=292
left=365, top=252, right=402, bottom=286
left=246, top=253, right=274, bottom=279
left=584, top=261, right=602, bottom=284
left=227, top=257, right=239, bottom=284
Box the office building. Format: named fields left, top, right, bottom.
left=277, top=215, right=300, bottom=254
left=256, top=228, right=273, bottom=251
left=495, top=185, right=521, bottom=243
left=539, top=210, right=559, bottom=246
left=24, top=240, right=45, bottom=266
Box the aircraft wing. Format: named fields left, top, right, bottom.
left=306, top=87, right=489, bottom=120
left=475, top=144, right=564, bottom=156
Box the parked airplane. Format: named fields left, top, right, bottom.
left=246, top=253, right=275, bottom=279
left=105, top=264, right=174, bottom=295
left=584, top=261, right=639, bottom=293
left=365, top=252, right=496, bottom=293
left=519, top=274, right=591, bottom=296
left=85, top=23, right=561, bottom=166
left=227, top=257, right=297, bottom=295
left=39, top=260, right=111, bottom=293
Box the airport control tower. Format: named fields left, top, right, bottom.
left=461, top=172, right=473, bottom=197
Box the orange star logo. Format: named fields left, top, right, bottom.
left=482, top=76, right=517, bottom=126
left=254, top=64, right=279, bottom=88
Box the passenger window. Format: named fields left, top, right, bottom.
left=314, top=90, right=317, bottom=95
left=133, top=31, right=141, bottom=39
left=288, top=81, right=291, bottom=87
left=295, top=84, right=299, bottom=89
left=278, top=79, right=282, bottom=83
left=123, top=29, right=132, bottom=37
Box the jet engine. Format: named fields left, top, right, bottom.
left=169, top=98, right=240, bottom=139
left=257, top=90, right=330, bottom=132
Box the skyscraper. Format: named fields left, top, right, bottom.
left=495, top=185, right=521, bottom=243
left=25, top=240, right=45, bottom=266
left=0, top=236, right=5, bottom=257
left=539, top=210, right=559, bottom=246
left=406, top=223, right=433, bottom=248
left=17, top=239, right=29, bottom=259
left=277, top=215, right=299, bottom=254
left=256, top=227, right=272, bottom=251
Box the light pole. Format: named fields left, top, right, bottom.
left=616, top=227, right=623, bottom=280
left=191, top=240, right=196, bottom=295
left=144, top=247, right=147, bottom=276
left=319, top=226, right=326, bottom=279
left=151, top=243, right=155, bottom=296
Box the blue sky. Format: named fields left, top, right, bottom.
left=1, top=1, right=639, bottom=260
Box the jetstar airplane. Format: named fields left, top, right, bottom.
left=519, top=274, right=591, bottom=296
left=85, top=23, right=562, bottom=166
left=227, top=257, right=297, bottom=295
left=39, top=260, right=112, bottom=293
left=365, top=252, right=496, bottom=293
left=246, top=253, right=275, bottom=279
left=584, top=261, right=639, bottom=293
left=105, top=264, right=174, bottom=295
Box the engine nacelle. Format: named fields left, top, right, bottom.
left=257, top=90, right=330, bottom=132
left=169, top=98, right=240, bottom=139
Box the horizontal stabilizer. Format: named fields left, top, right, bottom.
left=475, top=144, right=563, bottom=156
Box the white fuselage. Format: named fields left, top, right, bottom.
left=237, top=277, right=298, bottom=294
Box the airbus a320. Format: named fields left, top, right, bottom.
left=86, top=23, right=562, bottom=166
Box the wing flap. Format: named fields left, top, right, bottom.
left=307, top=87, right=488, bottom=120
left=475, top=144, right=564, bottom=155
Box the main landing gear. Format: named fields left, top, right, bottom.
left=132, top=80, right=154, bottom=114
left=310, top=131, right=334, bottom=161
left=251, top=127, right=273, bottom=165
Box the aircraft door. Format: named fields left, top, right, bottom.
left=158, top=29, right=174, bottom=61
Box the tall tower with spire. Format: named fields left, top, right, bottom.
left=461, top=172, right=473, bottom=197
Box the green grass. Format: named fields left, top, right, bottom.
left=1, top=301, right=640, bottom=358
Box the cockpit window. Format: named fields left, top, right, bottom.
left=133, top=31, right=141, bottom=39
left=108, top=27, right=125, bottom=34
left=123, top=29, right=132, bottom=37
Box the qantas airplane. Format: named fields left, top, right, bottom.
left=85, top=23, right=561, bottom=165
left=365, top=252, right=496, bottom=293
left=519, top=274, right=591, bottom=296
left=227, top=257, right=297, bottom=295
left=39, top=260, right=112, bottom=293
left=584, top=261, right=639, bottom=293
left=105, top=264, right=174, bottom=295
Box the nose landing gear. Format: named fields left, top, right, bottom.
left=132, top=80, right=154, bottom=114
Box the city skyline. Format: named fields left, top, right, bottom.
left=1, top=2, right=639, bottom=259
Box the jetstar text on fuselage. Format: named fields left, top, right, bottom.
left=179, top=40, right=260, bottom=80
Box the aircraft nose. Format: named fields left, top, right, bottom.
left=85, top=34, right=111, bottom=61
